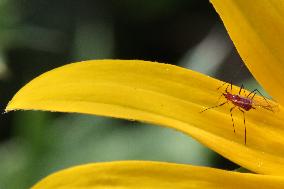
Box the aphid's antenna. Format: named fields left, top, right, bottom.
left=217, top=63, right=245, bottom=91
left=233, top=63, right=245, bottom=82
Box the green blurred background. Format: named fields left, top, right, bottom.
left=0, top=0, right=263, bottom=188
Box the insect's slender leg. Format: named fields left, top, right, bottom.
left=247, top=89, right=257, bottom=99
left=239, top=84, right=244, bottom=95
left=247, top=89, right=271, bottom=107
left=230, top=106, right=236, bottom=133
left=223, top=81, right=232, bottom=93
left=216, top=93, right=224, bottom=104
left=200, top=101, right=227, bottom=113
left=224, top=82, right=231, bottom=93
left=220, top=80, right=233, bottom=93
left=205, top=92, right=225, bottom=109
left=230, top=80, right=233, bottom=91
left=217, top=82, right=227, bottom=91
left=238, top=108, right=246, bottom=145
left=250, top=92, right=257, bottom=100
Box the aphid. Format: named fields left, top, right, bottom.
left=200, top=82, right=277, bottom=144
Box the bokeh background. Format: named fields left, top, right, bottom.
left=0, top=0, right=265, bottom=188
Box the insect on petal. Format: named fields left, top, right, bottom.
left=5, top=60, right=284, bottom=175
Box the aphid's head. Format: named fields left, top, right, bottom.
left=223, top=92, right=233, bottom=100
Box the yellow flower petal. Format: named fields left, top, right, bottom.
left=5, top=60, right=284, bottom=175
left=32, top=161, right=284, bottom=189
left=211, top=0, right=284, bottom=105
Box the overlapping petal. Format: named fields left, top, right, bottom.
left=211, top=0, right=284, bottom=105
left=6, top=60, right=284, bottom=175
left=32, top=161, right=284, bottom=189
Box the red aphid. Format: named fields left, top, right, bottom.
left=200, top=83, right=277, bottom=145
left=224, top=93, right=253, bottom=111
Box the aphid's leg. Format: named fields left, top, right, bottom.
left=239, top=84, right=244, bottom=95
left=200, top=101, right=227, bottom=113
left=247, top=89, right=271, bottom=107
left=223, top=82, right=232, bottom=93
left=217, top=82, right=227, bottom=91
left=216, top=93, right=224, bottom=104
left=238, top=108, right=246, bottom=145
left=247, top=90, right=257, bottom=99
left=229, top=106, right=236, bottom=133
left=223, top=81, right=232, bottom=93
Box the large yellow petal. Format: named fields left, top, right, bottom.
left=211, top=0, right=284, bottom=105
left=5, top=60, right=284, bottom=175
left=32, top=161, right=284, bottom=189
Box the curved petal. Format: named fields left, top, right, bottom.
left=32, top=161, right=284, bottom=188
left=5, top=60, right=284, bottom=175
left=211, top=0, right=284, bottom=105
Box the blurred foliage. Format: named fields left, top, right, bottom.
left=0, top=0, right=263, bottom=188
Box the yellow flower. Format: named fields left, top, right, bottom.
left=5, top=0, right=284, bottom=188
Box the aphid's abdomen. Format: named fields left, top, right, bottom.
left=239, top=102, right=252, bottom=111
